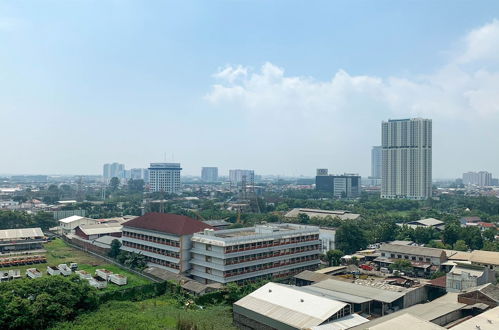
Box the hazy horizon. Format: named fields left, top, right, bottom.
left=2, top=1, right=499, bottom=178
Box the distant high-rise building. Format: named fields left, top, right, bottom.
left=316, top=172, right=361, bottom=198
left=130, top=168, right=143, bottom=180
left=143, top=169, right=150, bottom=183
left=201, top=167, right=218, bottom=182
left=229, top=169, right=255, bottom=187
left=462, top=171, right=492, bottom=186
left=381, top=118, right=432, bottom=200
left=371, top=146, right=382, bottom=179
left=316, top=168, right=328, bottom=176
left=148, top=163, right=182, bottom=193
left=103, top=162, right=125, bottom=180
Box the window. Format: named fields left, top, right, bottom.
left=206, top=244, right=212, bottom=251
left=205, top=256, right=212, bottom=262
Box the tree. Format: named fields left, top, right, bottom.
left=297, top=213, right=310, bottom=224
left=442, top=223, right=461, bottom=245
left=109, top=177, right=120, bottom=192
left=483, top=228, right=497, bottom=242
left=453, top=240, right=469, bottom=251
left=325, top=249, right=344, bottom=266
left=0, top=275, right=98, bottom=329
left=127, top=179, right=145, bottom=194
left=108, top=239, right=122, bottom=258
left=389, top=259, right=413, bottom=274
left=336, top=222, right=367, bottom=254
left=461, top=226, right=484, bottom=250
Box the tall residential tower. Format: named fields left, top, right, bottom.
left=148, top=163, right=182, bottom=193
left=381, top=118, right=432, bottom=200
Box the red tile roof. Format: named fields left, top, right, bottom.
left=427, top=275, right=446, bottom=288
left=123, top=212, right=213, bottom=236
left=477, top=222, right=495, bottom=228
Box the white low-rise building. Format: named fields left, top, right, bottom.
left=58, top=215, right=98, bottom=234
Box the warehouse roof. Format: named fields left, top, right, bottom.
left=470, top=250, right=499, bottom=266
left=59, top=215, right=86, bottom=224
left=0, top=227, right=44, bottom=241
left=350, top=293, right=465, bottom=330
left=379, top=243, right=445, bottom=258
left=284, top=208, right=360, bottom=220
left=294, top=270, right=333, bottom=283
left=234, top=282, right=348, bottom=329
left=451, top=306, right=499, bottom=330
left=311, top=279, right=406, bottom=303
left=407, top=218, right=444, bottom=227
left=78, top=223, right=122, bottom=236
left=298, top=285, right=371, bottom=304
left=124, top=212, right=212, bottom=236
left=366, top=313, right=445, bottom=330
left=311, top=313, right=369, bottom=330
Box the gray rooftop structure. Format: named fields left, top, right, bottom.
left=379, top=243, right=445, bottom=258
left=312, top=279, right=406, bottom=304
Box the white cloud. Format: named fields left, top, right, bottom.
left=457, top=19, right=499, bottom=64
left=204, top=20, right=499, bottom=178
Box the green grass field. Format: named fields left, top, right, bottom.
left=1, top=238, right=150, bottom=292
left=52, top=296, right=235, bottom=330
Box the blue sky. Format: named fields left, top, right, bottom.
left=1, top=1, right=499, bottom=178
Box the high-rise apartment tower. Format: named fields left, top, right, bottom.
left=381, top=118, right=432, bottom=200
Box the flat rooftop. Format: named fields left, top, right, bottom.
left=192, top=223, right=319, bottom=246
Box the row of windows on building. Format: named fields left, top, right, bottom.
left=220, top=254, right=319, bottom=278
left=222, top=244, right=321, bottom=265
left=144, top=255, right=180, bottom=270
left=122, top=241, right=180, bottom=259
left=202, top=234, right=320, bottom=253
left=123, top=231, right=180, bottom=248
left=380, top=252, right=431, bottom=263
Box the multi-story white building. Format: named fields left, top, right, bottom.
left=381, top=118, right=432, bottom=200
left=229, top=169, right=255, bottom=187
left=148, top=163, right=182, bottom=193
left=121, top=212, right=211, bottom=273
left=201, top=167, right=218, bottom=182
left=462, top=171, right=492, bottom=186
left=103, top=162, right=125, bottom=181
left=190, top=223, right=321, bottom=284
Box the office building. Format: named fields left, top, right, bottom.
left=121, top=212, right=211, bottom=274
left=229, top=169, right=255, bottom=187
left=148, top=163, right=182, bottom=193
left=462, top=171, right=492, bottom=186
left=315, top=173, right=361, bottom=198
left=381, top=118, right=432, bottom=200
left=201, top=167, right=218, bottom=182
left=190, top=223, right=321, bottom=284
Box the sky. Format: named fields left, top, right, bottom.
left=1, top=1, right=499, bottom=178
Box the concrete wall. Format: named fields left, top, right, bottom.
left=403, top=286, right=429, bottom=308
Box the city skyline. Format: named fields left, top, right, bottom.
left=2, top=2, right=499, bottom=177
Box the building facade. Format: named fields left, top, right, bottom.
left=201, top=167, right=218, bottom=182
left=121, top=213, right=211, bottom=274
left=316, top=174, right=361, bottom=198
left=371, top=146, right=382, bottom=179
left=381, top=118, right=432, bottom=200
left=462, top=171, right=492, bottom=186
left=190, top=223, right=321, bottom=284
left=103, top=163, right=125, bottom=181
left=148, top=163, right=182, bottom=193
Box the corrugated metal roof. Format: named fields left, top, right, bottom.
left=451, top=306, right=499, bottom=330
left=234, top=282, right=347, bottom=329
left=367, top=313, right=445, bottom=330
left=0, top=227, right=44, bottom=240
left=297, top=286, right=371, bottom=304
left=379, top=243, right=444, bottom=258
left=59, top=215, right=85, bottom=223
left=311, top=313, right=369, bottom=329
left=294, top=270, right=333, bottom=283
left=79, top=223, right=122, bottom=236
left=470, top=250, right=499, bottom=266
left=311, top=279, right=405, bottom=303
